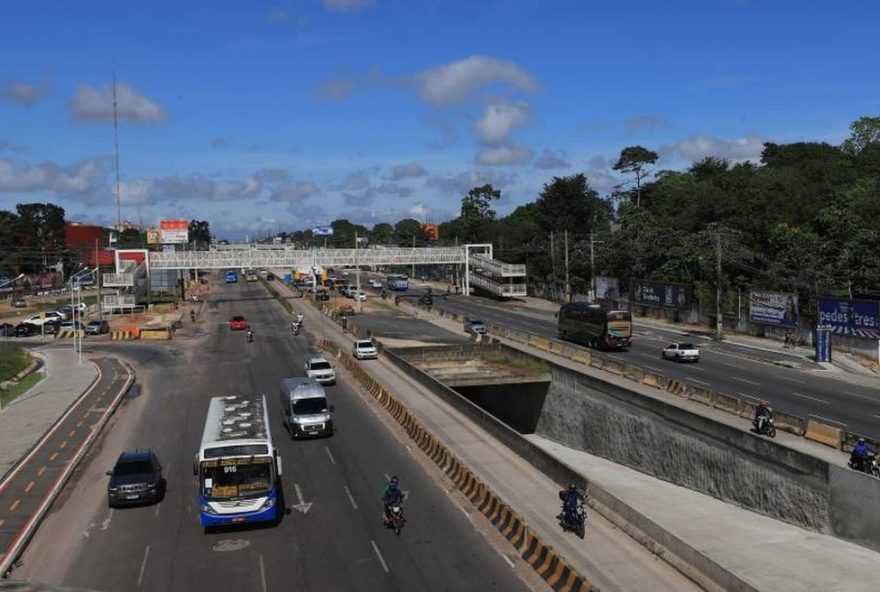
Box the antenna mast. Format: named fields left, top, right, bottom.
left=113, top=71, right=122, bottom=230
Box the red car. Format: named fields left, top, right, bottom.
left=229, top=316, right=248, bottom=330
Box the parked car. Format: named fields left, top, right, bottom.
left=59, top=320, right=87, bottom=332
left=352, top=291, right=367, bottom=302
left=662, top=342, right=700, bottom=363
left=14, top=322, right=38, bottom=337
left=303, top=357, right=336, bottom=385
left=0, top=322, right=16, bottom=336
left=463, top=317, right=487, bottom=335
left=315, top=290, right=330, bottom=302
left=85, top=319, right=110, bottom=335
left=229, top=315, right=248, bottom=330
left=59, top=302, right=88, bottom=316
left=352, top=339, right=378, bottom=360
left=106, top=449, right=164, bottom=508
left=27, top=311, right=65, bottom=326
left=11, top=299, right=27, bottom=308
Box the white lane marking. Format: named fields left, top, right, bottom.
left=137, top=545, right=150, bottom=587
left=325, top=446, right=336, bottom=465
left=607, top=355, right=624, bottom=361
left=499, top=552, right=515, bottom=569
left=687, top=364, right=705, bottom=371
left=383, top=473, right=390, bottom=482
left=873, top=415, right=880, bottom=420
left=371, top=540, right=390, bottom=573
left=844, top=391, right=877, bottom=402
left=344, top=485, right=359, bottom=510
left=260, top=556, right=267, bottom=592
left=784, top=377, right=805, bottom=385
left=731, top=377, right=760, bottom=385
left=644, top=365, right=665, bottom=373
left=688, top=378, right=711, bottom=386
left=720, top=362, right=741, bottom=368
left=792, top=392, right=828, bottom=404
left=811, top=414, right=847, bottom=425
left=101, top=509, right=113, bottom=531
left=459, top=507, right=471, bottom=520
left=739, top=393, right=762, bottom=402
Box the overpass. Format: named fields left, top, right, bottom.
left=104, top=244, right=527, bottom=298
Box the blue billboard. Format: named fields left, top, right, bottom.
left=817, top=297, right=880, bottom=339
left=312, top=226, right=334, bottom=236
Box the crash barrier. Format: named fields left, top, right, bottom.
left=318, top=339, right=597, bottom=592
left=110, top=331, right=135, bottom=341
left=55, top=329, right=83, bottom=339
left=805, top=418, right=844, bottom=449
left=140, top=327, right=172, bottom=341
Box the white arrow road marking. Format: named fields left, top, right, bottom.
left=291, top=483, right=313, bottom=514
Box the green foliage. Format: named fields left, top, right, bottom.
left=612, top=145, right=659, bottom=206
left=117, top=228, right=145, bottom=249
left=842, top=115, right=880, bottom=155
left=459, top=184, right=501, bottom=242
left=189, top=220, right=212, bottom=249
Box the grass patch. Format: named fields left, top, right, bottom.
left=0, top=344, right=30, bottom=382
left=1, top=370, right=43, bottom=407
left=482, top=348, right=551, bottom=374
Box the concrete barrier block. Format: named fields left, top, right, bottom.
left=805, top=418, right=844, bottom=448
left=665, top=379, right=686, bottom=396
left=549, top=340, right=565, bottom=355
left=571, top=350, right=591, bottom=366
left=774, top=411, right=806, bottom=436
left=623, top=364, right=645, bottom=383
left=589, top=356, right=606, bottom=370
left=711, top=391, right=742, bottom=415
left=507, top=330, right=528, bottom=343
left=687, top=386, right=713, bottom=406
left=529, top=335, right=551, bottom=351
left=604, top=359, right=624, bottom=375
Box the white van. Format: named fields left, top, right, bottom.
left=279, top=377, right=334, bottom=439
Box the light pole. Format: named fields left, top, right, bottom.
left=69, top=267, right=94, bottom=364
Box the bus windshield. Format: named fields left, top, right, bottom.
left=200, top=457, right=273, bottom=499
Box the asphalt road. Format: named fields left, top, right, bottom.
left=365, top=275, right=880, bottom=440
left=14, top=280, right=530, bottom=592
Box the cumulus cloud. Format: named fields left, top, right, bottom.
left=211, top=137, right=228, bottom=149
left=68, top=82, right=167, bottom=123
left=343, top=181, right=413, bottom=207
left=533, top=149, right=571, bottom=170
left=475, top=100, right=531, bottom=144
left=270, top=181, right=321, bottom=203
left=586, top=171, right=616, bottom=193
left=426, top=168, right=517, bottom=195
left=388, top=161, right=427, bottom=180
left=323, top=0, right=373, bottom=12
left=660, top=133, right=767, bottom=163
left=626, top=115, right=673, bottom=134
left=476, top=143, right=533, bottom=166
left=415, top=56, right=538, bottom=106
left=2, top=80, right=51, bottom=106
left=410, top=203, right=430, bottom=220
left=120, top=174, right=263, bottom=205
left=254, top=168, right=291, bottom=183
left=336, top=171, right=371, bottom=191
left=0, top=157, right=107, bottom=196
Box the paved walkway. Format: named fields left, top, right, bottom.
left=0, top=347, right=98, bottom=481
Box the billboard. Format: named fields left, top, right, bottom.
left=632, top=280, right=692, bottom=309
left=313, top=226, right=334, bottom=236
left=594, top=277, right=619, bottom=300
left=749, top=291, right=798, bottom=327
left=421, top=223, right=439, bottom=241
left=160, top=219, right=189, bottom=244
left=817, top=297, right=880, bottom=339
left=146, top=228, right=161, bottom=245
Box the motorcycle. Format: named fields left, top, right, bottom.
left=754, top=415, right=777, bottom=438
left=292, top=321, right=302, bottom=336
left=385, top=503, right=405, bottom=535
left=247, top=329, right=254, bottom=343
left=558, top=497, right=586, bottom=539
left=849, top=451, right=878, bottom=476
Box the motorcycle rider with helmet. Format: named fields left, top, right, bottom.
left=850, top=437, right=873, bottom=472
left=558, top=483, right=585, bottom=529
left=381, top=475, right=405, bottom=526
left=753, top=401, right=772, bottom=433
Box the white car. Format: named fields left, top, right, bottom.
left=353, top=291, right=367, bottom=302
left=369, top=279, right=382, bottom=289
left=662, top=342, right=700, bottom=363
left=352, top=339, right=378, bottom=360
left=27, top=311, right=65, bottom=326
left=303, top=357, right=336, bottom=385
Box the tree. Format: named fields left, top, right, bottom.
left=534, top=174, right=610, bottom=236
left=393, top=219, right=429, bottom=246
left=189, top=220, right=212, bottom=249
left=371, top=222, right=394, bottom=246
left=612, top=145, right=659, bottom=206
left=117, top=228, right=145, bottom=249
left=0, top=210, right=20, bottom=275
left=459, top=184, right=501, bottom=242
left=842, top=115, right=880, bottom=155
left=15, top=203, right=67, bottom=273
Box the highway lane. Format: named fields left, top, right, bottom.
left=14, top=279, right=530, bottom=591
left=369, top=278, right=880, bottom=440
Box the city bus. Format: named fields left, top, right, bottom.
left=557, top=303, right=632, bottom=350
left=387, top=273, right=409, bottom=291
left=225, top=270, right=238, bottom=283
left=194, top=394, right=282, bottom=529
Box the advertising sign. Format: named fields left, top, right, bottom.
left=160, top=219, right=189, bottom=244
left=312, top=226, right=334, bottom=236
left=749, top=291, right=798, bottom=327
left=632, top=280, right=692, bottom=309
left=594, top=276, right=620, bottom=300
left=146, top=228, right=161, bottom=245
left=817, top=297, right=880, bottom=339
left=815, top=325, right=832, bottom=362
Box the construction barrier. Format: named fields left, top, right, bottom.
left=529, top=335, right=552, bottom=351
left=774, top=411, right=806, bottom=436
left=140, top=327, right=172, bottom=340
left=712, top=392, right=742, bottom=415
left=55, top=329, right=84, bottom=339
left=687, top=387, right=713, bottom=406
left=602, top=359, right=624, bottom=375
left=589, top=356, right=606, bottom=370
left=805, top=418, right=844, bottom=449
left=121, top=325, right=141, bottom=338
left=571, top=350, right=591, bottom=366
left=110, top=331, right=135, bottom=341
left=666, top=379, right=687, bottom=396
left=318, top=339, right=596, bottom=592
left=622, top=364, right=644, bottom=383
left=842, top=432, right=880, bottom=454
left=549, top=341, right=565, bottom=355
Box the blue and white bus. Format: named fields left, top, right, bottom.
left=195, top=395, right=282, bottom=529
left=387, top=274, right=409, bottom=291
left=225, top=270, right=238, bottom=283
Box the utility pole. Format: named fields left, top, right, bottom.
left=590, top=232, right=596, bottom=301
left=96, top=239, right=103, bottom=321
left=564, top=230, right=570, bottom=302
left=411, top=235, right=416, bottom=279
left=112, top=71, right=122, bottom=230
left=355, top=232, right=362, bottom=313
left=550, top=231, right=556, bottom=297
left=715, top=230, right=723, bottom=340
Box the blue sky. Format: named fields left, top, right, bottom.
left=1, top=0, right=878, bottom=241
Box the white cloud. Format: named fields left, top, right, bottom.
left=476, top=143, right=533, bottom=166
left=661, top=133, right=767, bottom=163
left=426, top=168, right=517, bottom=195
left=1, top=80, right=50, bottom=106
left=68, top=82, right=167, bottom=123
left=586, top=171, right=616, bottom=193
left=389, top=161, right=427, bottom=180
left=119, top=174, right=263, bottom=205
left=323, top=0, right=373, bottom=12
left=533, top=149, right=571, bottom=170
left=270, top=181, right=321, bottom=203
left=337, top=171, right=371, bottom=191
left=415, top=56, right=539, bottom=106
left=0, top=157, right=107, bottom=195
left=475, top=100, right=531, bottom=144
left=410, top=203, right=429, bottom=219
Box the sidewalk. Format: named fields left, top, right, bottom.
left=0, top=348, right=98, bottom=481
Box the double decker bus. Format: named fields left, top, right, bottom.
left=195, top=395, right=282, bottom=529
left=387, top=274, right=409, bottom=291
left=557, top=303, right=632, bottom=350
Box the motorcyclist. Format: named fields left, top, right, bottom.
left=850, top=437, right=873, bottom=472
left=190, top=309, right=196, bottom=322
left=753, top=401, right=772, bottom=433
left=246, top=326, right=254, bottom=342
left=558, top=483, right=585, bottom=523
left=381, top=475, right=405, bottom=525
